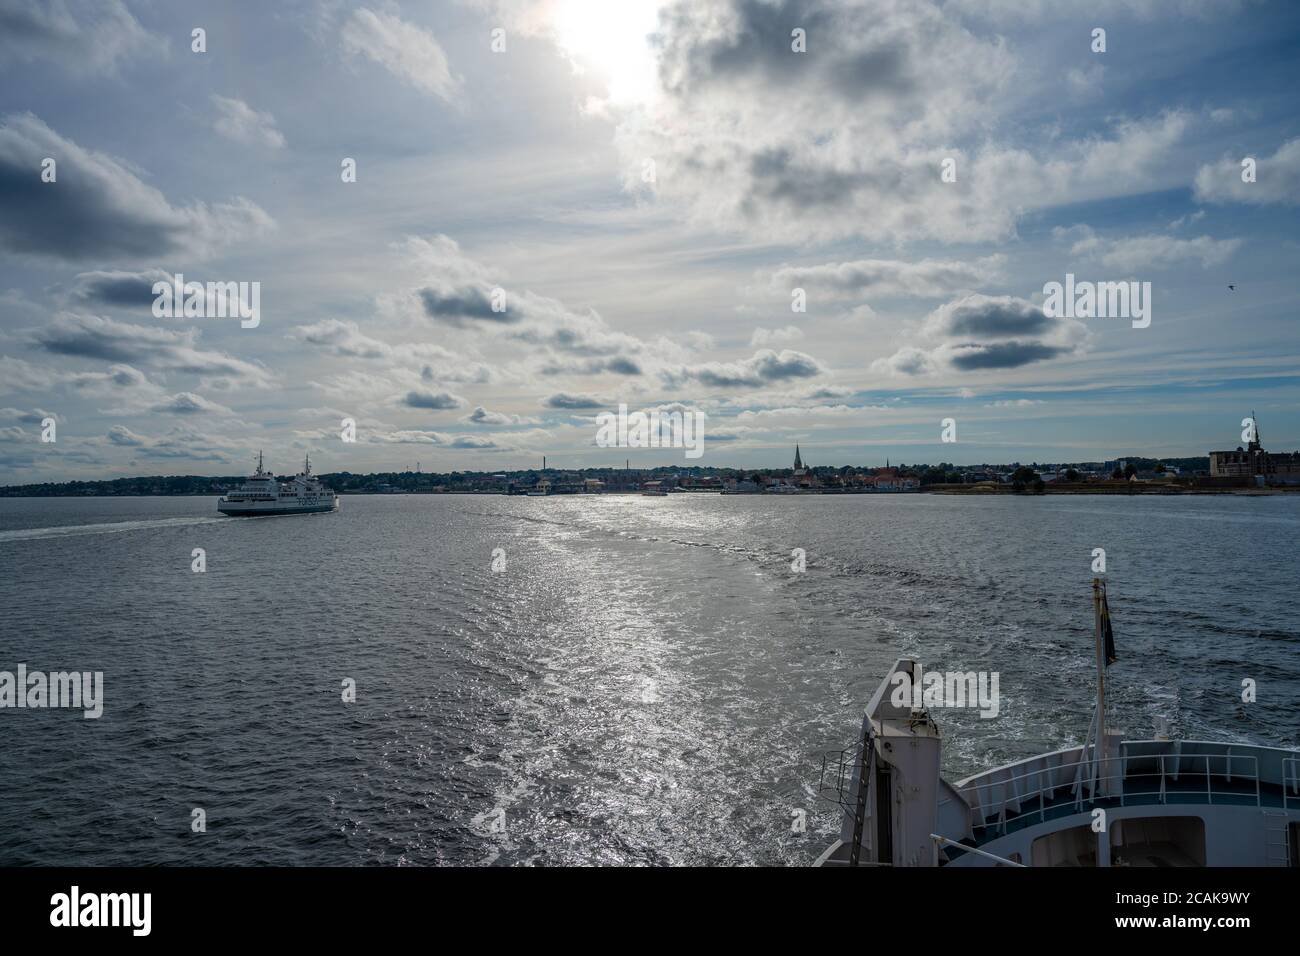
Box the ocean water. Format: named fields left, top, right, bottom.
left=0, top=492, right=1296, bottom=866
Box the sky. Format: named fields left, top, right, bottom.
left=1, top=0, right=1298, bottom=481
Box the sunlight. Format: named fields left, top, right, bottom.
left=549, top=0, right=663, bottom=105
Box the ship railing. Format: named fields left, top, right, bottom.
left=962, top=747, right=1267, bottom=840
left=1286, top=757, right=1300, bottom=811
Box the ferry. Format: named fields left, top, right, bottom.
left=217, top=452, right=339, bottom=517
left=816, top=580, right=1300, bottom=867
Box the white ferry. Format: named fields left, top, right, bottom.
left=217, top=452, right=339, bottom=517
left=816, top=580, right=1300, bottom=867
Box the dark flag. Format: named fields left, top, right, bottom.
left=1101, top=584, right=1118, bottom=665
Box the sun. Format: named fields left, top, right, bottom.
left=549, top=0, right=663, bottom=105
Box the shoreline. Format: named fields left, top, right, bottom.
left=2, top=486, right=1297, bottom=499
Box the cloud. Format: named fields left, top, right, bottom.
left=750, top=325, right=803, bottom=347
left=663, top=348, right=825, bottom=388
left=107, top=424, right=146, bottom=446
left=735, top=403, right=866, bottom=423
left=402, top=389, right=466, bottom=410
left=0, top=406, right=58, bottom=424
left=72, top=363, right=151, bottom=389
left=544, top=392, right=605, bottom=409
left=1065, top=64, right=1104, bottom=99
left=288, top=319, right=393, bottom=359
left=103, top=423, right=239, bottom=460
left=66, top=269, right=171, bottom=308
left=875, top=294, right=1087, bottom=375
left=618, top=0, right=1197, bottom=245
left=537, top=355, right=642, bottom=376
left=769, top=256, right=1004, bottom=299
left=0, top=355, right=65, bottom=394
left=0, top=113, right=274, bottom=262
left=392, top=235, right=649, bottom=370
left=371, top=428, right=506, bottom=450
left=462, top=405, right=541, bottom=426
left=0, top=0, right=167, bottom=75
left=419, top=285, right=518, bottom=325
left=151, top=392, right=232, bottom=415
left=211, top=95, right=287, bottom=149
left=1193, top=137, right=1300, bottom=205
left=1065, top=228, right=1243, bottom=270
left=31, top=313, right=272, bottom=385
left=341, top=8, right=461, bottom=102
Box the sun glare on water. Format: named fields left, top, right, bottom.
left=549, top=0, right=663, bottom=105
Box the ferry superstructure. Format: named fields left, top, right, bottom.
left=816, top=581, right=1299, bottom=867
left=217, top=452, right=339, bottom=517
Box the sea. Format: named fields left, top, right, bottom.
left=1, top=492, right=1297, bottom=865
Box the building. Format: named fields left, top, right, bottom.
left=1209, top=414, right=1300, bottom=484
left=792, top=445, right=817, bottom=488
left=871, top=466, right=918, bottom=491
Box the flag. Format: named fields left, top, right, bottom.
left=1101, top=584, right=1118, bottom=665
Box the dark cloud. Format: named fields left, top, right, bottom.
left=665, top=348, right=825, bottom=388
left=948, top=341, right=1068, bottom=370
left=539, top=355, right=643, bottom=376
left=67, top=269, right=170, bottom=307
left=418, top=286, right=520, bottom=325
left=939, top=297, right=1052, bottom=338
left=33, top=313, right=189, bottom=363
left=658, top=0, right=897, bottom=100
left=544, top=392, right=605, bottom=410
left=0, top=113, right=272, bottom=262
left=403, top=389, right=465, bottom=410
left=876, top=295, right=1088, bottom=375
left=32, top=313, right=271, bottom=383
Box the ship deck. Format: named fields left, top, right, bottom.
left=946, top=739, right=1299, bottom=860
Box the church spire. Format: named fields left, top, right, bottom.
left=1249, top=410, right=1262, bottom=451
left=794, top=444, right=803, bottom=470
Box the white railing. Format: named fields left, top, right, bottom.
left=958, top=746, right=1271, bottom=838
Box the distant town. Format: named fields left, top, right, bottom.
left=5, top=433, right=1299, bottom=498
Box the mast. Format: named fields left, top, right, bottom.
left=1092, top=577, right=1106, bottom=790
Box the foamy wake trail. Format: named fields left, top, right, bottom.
left=0, top=516, right=225, bottom=543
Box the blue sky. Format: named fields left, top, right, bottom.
left=1, top=0, right=1298, bottom=480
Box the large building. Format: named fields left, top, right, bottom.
left=792, top=444, right=816, bottom=488
left=1209, top=414, right=1300, bottom=484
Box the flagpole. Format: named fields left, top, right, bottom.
left=1092, top=577, right=1106, bottom=795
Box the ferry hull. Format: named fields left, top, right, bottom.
left=217, top=501, right=339, bottom=517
